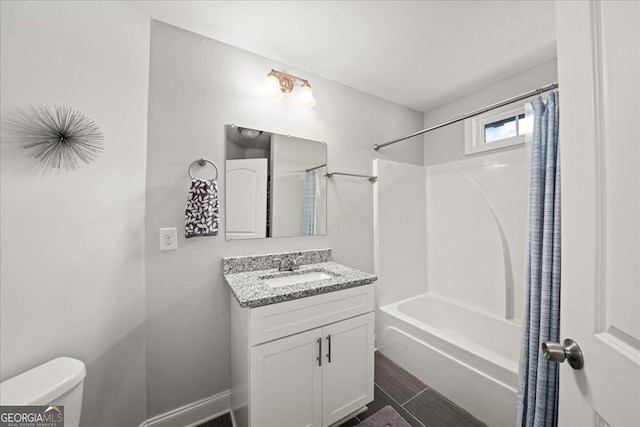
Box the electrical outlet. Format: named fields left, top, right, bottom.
left=159, top=227, right=178, bottom=251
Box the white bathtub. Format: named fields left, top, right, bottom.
left=377, top=293, right=520, bottom=427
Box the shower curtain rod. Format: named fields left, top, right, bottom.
left=373, top=82, right=559, bottom=151
left=325, top=171, right=377, bottom=182
left=306, top=163, right=326, bottom=172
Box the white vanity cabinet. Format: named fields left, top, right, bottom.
left=230, top=284, right=375, bottom=427
left=320, top=313, right=374, bottom=426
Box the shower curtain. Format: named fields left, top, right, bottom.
left=516, top=92, right=561, bottom=427
left=303, top=171, right=316, bottom=235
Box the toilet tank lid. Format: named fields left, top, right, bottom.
left=0, top=357, right=86, bottom=406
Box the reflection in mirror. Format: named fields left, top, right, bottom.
left=225, top=125, right=327, bottom=240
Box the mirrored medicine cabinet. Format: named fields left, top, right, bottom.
left=224, top=124, right=327, bottom=240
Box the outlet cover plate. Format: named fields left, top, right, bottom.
left=159, top=227, right=178, bottom=251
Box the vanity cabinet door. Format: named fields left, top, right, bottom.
left=321, top=312, right=374, bottom=427
left=250, top=327, right=323, bottom=427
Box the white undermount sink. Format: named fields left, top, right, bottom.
left=261, top=270, right=335, bottom=288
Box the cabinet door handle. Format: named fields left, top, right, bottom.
left=317, top=337, right=322, bottom=366
left=326, top=334, right=332, bottom=363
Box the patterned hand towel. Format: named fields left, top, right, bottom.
left=185, top=178, right=219, bottom=237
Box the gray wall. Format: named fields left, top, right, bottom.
left=145, top=21, right=423, bottom=418
left=0, top=2, right=149, bottom=427
left=423, top=60, right=558, bottom=166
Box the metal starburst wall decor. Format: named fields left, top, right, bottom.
left=1, top=105, right=104, bottom=171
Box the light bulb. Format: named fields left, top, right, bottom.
left=295, top=82, right=316, bottom=108
left=262, top=74, right=283, bottom=100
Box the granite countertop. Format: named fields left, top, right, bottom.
left=224, top=260, right=377, bottom=308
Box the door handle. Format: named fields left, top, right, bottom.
left=317, top=337, right=322, bottom=366
left=542, top=338, right=584, bottom=369
left=326, top=334, right=332, bottom=363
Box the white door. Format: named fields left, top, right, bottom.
left=322, top=313, right=374, bottom=427
left=556, top=1, right=640, bottom=426
left=250, top=327, right=323, bottom=427
left=225, top=159, right=267, bottom=239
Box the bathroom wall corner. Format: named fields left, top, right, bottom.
left=0, top=2, right=150, bottom=426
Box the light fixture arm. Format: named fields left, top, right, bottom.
left=263, top=69, right=316, bottom=108
left=269, top=69, right=311, bottom=93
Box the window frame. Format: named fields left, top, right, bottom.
left=464, top=100, right=531, bottom=155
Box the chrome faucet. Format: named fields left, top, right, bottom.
left=273, top=258, right=289, bottom=271
left=291, top=255, right=305, bottom=271
left=273, top=255, right=305, bottom=272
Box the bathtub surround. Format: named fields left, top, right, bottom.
left=0, top=2, right=149, bottom=427
left=516, top=92, right=561, bottom=427
left=372, top=160, right=427, bottom=308
left=375, top=147, right=529, bottom=319
left=425, top=149, right=529, bottom=319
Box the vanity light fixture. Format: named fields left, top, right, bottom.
left=262, top=69, right=316, bottom=109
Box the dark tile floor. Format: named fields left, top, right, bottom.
left=338, top=352, right=485, bottom=427
left=198, top=351, right=485, bottom=427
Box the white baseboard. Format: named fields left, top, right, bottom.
left=140, top=389, right=231, bottom=427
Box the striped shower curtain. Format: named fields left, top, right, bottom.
left=516, top=92, right=561, bottom=427
left=302, top=171, right=316, bottom=236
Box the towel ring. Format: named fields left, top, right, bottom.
left=189, top=158, right=219, bottom=180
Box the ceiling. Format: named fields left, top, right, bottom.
left=134, top=1, right=557, bottom=112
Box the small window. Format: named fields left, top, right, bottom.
left=465, top=100, right=533, bottom=155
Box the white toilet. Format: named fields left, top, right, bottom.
left=0, top=357, right=86, bottom=427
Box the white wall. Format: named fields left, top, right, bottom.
left=424, top=60, right=558, bottom=166
left=271, top=134, right=327, bottom=237
left=0, top=2, right=149, bottom=427
left=145, top=20, right=423, bottom=418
